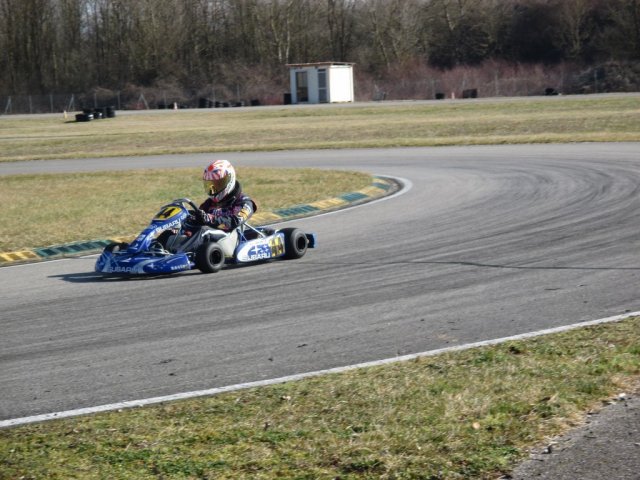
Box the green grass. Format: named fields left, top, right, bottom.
left=1, top=317, right=639, bottom=479
left=0, top=96, right=638, bottom=162
left=2, top=95, right=639, bottom=478
left=0, top=168, right=372, bottom=251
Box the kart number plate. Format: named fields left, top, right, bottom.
left=154, top=206, right=182, bottom=220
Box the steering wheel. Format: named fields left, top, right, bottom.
left=170, top=198, right=205, bottom=225
left=170, top=198, right=199, bottom=215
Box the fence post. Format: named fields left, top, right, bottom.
left=50, top=94, right=54, bottom=113
left=137, top=93, right=149, bottom=109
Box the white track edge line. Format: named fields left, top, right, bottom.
left=2, top=310, right=639, bottom=429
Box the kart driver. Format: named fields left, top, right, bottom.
left=192, top=159, right=257, bottom=231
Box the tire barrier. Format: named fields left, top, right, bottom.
left=75, top=106, right=116, bottom=122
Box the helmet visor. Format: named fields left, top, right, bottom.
left=204, top=177, right=230, bottom=196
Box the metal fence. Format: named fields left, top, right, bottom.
left=0, top=92, right=180, bottom=115
left=0, top=86, right=275, bottom=115
left=0, top=82, right=550, bottom=116
left=0, top=67, right=627, bottom=115
left=3, top=93, right=111, bottom=115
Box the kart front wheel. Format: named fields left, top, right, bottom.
left=282, top=228, right=308, bottom=259
left=195, top=242, right=225, bottom=273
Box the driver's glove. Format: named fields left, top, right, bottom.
left=194, top=209, right=210, bottom=225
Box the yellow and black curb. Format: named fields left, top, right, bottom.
left=0, top=176, right=399, bottom=266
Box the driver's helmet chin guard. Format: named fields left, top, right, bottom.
left=203, top=159, right=236, bottom=204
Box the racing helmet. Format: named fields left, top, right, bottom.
left=203, top=159, right=236, bottom=203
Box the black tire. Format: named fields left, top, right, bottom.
left=282, top=228, right=308, bottom=259
left=105, top=242, right=128, bottom=253
left=195, top=242, right=225, bottom=273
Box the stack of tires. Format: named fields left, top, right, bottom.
left=76, top=106, right=116, bottom=122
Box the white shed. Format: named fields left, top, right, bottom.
left=287, top=62, right=355, bottom=104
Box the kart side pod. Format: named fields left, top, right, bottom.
left=234, top=228, right=317, bottom=263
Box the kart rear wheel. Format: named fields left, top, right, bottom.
left=195, top=242, right=225, bottom=273
left=282, top=228, right=308, bottom=259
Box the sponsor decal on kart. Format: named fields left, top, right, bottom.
left=170, top=265, right=189, bottom=271
left=154, top=206, right=182, bottom=220
left=237, top=239, right=270, bottom=262
left=130, top=217, right=184, bottom=250
left=100, top=257, right=153, bottom=274
left=110, top=266, right=135, bottom=273
left=155, top=218, right=183, bottom=233
left=236, top=233, right=287, bottom=262
left=96, top=251, right=191, bottom=274
left=269, top=235, right=285, bottom=256
left=249, top=244, right=272, bottom=260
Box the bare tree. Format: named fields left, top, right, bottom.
left=0, top=0, right=57, bottom=93
left=554, top=0, right=602, bottom=60
left=424, top=0, right=492, bottom=67
left=0, top=0, right=638, bottom=98
left=326, top=0, right=357, bottom=61
left=603, top=0, right=640, bottom=59
left=364, top=0, right=425, bottom=67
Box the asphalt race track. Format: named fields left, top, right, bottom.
left=2, top=143, right=640, bottom=422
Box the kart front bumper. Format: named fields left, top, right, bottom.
left=95, top=251, right=192, bottom=275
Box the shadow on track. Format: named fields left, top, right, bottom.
left=49, top=260, right=259, bottom=283
left=49, top=271, right=196, bottom=283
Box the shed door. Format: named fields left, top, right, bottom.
left=318, top=69, right=328, bottom=103
left=295, top=71, right=309, bottom=102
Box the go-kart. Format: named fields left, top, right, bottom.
left=95, top=198, right=317, bottom=275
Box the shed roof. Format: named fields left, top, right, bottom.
left=286, top=62, right=355, bottom=68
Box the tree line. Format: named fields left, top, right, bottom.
left=0, top=0, right=638, bottom=99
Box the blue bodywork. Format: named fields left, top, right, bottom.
left=95, top=200, right=194, bottom=275
left=95, top=198, right=317, bottom=276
